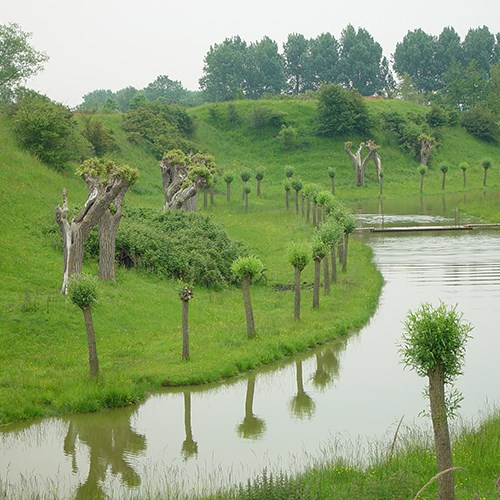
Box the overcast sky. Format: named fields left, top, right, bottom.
left=2, top=0, right=499, bottom=107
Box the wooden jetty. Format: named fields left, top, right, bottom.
left=355, top=223, right=500, bottom=233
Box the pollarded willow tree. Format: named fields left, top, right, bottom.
left=419, top=133, right=436, bottom=166
left=399, top=302, right=472, bottom=500
left=312, top=239, right=328, bottom=309
left=179, top=283, right=194, bottom=361
left=344, top=140, right=382, bottom=187
left=287, top=243, right=310, bottom=321
left=160, top=149, right=215, bottom=211
left=56, top=158, right=139, bottom=294
left=231, top=256, right=264, bottom=339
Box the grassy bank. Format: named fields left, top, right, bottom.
left=0, top=112, right=382, bottom=425
left=212, top=411, right=500, bottom=499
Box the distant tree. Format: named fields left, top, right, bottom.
left=231, top=256, right=264, bottom=338
left=434, top=27, right=463, bottom=87
left=200, top=36, right=247, bottom=101
left=244, top=36, right=285, bottom=98
left=287, top=243, right=310, bottom=320
left=81, top=116, right=117, bottom=157
left=160, top=150, right=214, bottom=211
left=461, top=105, right=500, bottom=142
left=143, top=74, right=188, bottom=103
left=327, top=167, right=336, bottom=194
left=317, top=84, right=370, bottom=137
left=312, top=239, right=327, bottom=308
left=284, top=165, right=295, bottom=178
left=255, top=168, right=265, bottom=197
left=114, top=86, right=139, bottom=111
left=343, top=140, right=380, bottom=186
left=283, top=179, right=291, bottom=209
left=277, top=124, right=299, bottom=150
left=223, top=171, right=234, bottom=202
left=481, top=158, right=492, bottom=187
left=67, top=273, right=100, bottom=379
left=243, top=185, right=251, bottom=212
left=0, top=23, right=48, bottom=100
left=291, top=178, right=303, bottom=214
left=308, top=32, right=339, bottom=89
left=337, top=25, right=384, bottom=95
left=283, top=33, right=310, bottom=94
left=399, top=302, right=472, bottom=500
left=393, top=29, right=439, bottom=93
left=418, top=165, right=427, bottom=193
left=240, top=168, right=252, bottom=187
left=178, top=284, right=194, bottom=360
left=440, top=163, right=449, bottom=190
left=78, top=89, right=116, bottom=112
left=462, top=26, right=498, bottom=77
left=419, top=133, right=436, bottom=166
left=459, top=162, right=468, bottom=188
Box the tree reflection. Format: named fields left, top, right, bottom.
left=63, top=406, right=146, bottom=499
left=289, top=360, right=315, bottom=419
left=181, top=390, right=198, bottom=460
left=237, top=373, right=266, bottom=439
left=312, top=347, right=340, bottom=390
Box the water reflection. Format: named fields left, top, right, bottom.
left=312, top=347, right=340, bottom=391
left=289, top=360, right=316, bottom=420
left=181, top=391, right=198, bottom=460
left=237, top=373, right=266, bottom=439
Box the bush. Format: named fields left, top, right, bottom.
left=277, top=125, right=299, bottom=150
left=11, top=91, right=87, bottom=171
left=122, top=100, right=197, bottom=158
left=85, top=208, right=246, bottom=288
left=80, top=116, right=118, bottom=156
left=461, top=106, right=499, bottom=143
left=248, top=106, right=286, bottom=129
left=316, top=84, right=370, bottom=137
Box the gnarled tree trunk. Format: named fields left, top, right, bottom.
left=82, top=306, right=99, bottom=379
left=241, top=277, right=255, bottom=338
left=160, top=158, right=202, bottom=212
left=420, top=138, right=434, bottom=166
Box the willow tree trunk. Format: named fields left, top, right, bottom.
left=483, top=169, right=488, bottom=187
left=257, top=179, right=261, bottom=197
left=342, top=233, right=350, bottom=272
left=203, top=189, right=208, bottom=208
left=209, top=187, right=215, bottom=205
left=241, top=277, right=255, bottom=338
left=293, top=267, right=302, bottom=321
left=323, top=257, right=330, bottom=294
left=312, top=203, right=317, bottom=227
left=330, top=177, right=335, bottom=194
left=420, top=139, right=433, bottom=166
left=331, top=246, right=337, bottom=283
left=301, top=196, right=305, bottom=217
left=462, top=170, right=467, bottom=188
left=441, top=172, right=446, bottom=190
left=420, top=173, right=425, bottom=193
left=313, top=258, right=321, bottom=308
left=294, top=191, right=299, bottom=214
left=182, top=299, right=190, bottom=360
left=82, top=306, right=99, bottom=379
left=226, top=182, right=231, bottom=202
left=285, top=190, right=290, bottom=209
left=306, top=199, right=311, bottom=224
left=338, top=237, right=344, bottom=269
left=428, top=366, right=455, bottom=500
left=245, top=192, right=249, bottom=212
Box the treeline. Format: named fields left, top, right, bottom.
left=79, top=25, right=499, bottom=113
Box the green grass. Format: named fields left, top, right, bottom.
left=211, top=411, right=500, bottom=500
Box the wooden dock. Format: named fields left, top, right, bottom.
left=355, top=223, right=500, bottom=233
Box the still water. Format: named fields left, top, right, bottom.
left=2, top=196, right=500, bottom=498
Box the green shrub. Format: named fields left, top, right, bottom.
left=277, top=124, right=299, bottom=150
left=461, top=105, right=500, bottom=143
left=316, top=84, right=370, bottom=137
left=85, top=208, right=245, bottom=288
left=11, top=91, right=87, bottom=171
left=248, top=106, right=286, bottom=129
left=81, top=116, right=118, bottom=156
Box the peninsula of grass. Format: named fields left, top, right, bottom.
left=1, top=96, right=499, bottom=427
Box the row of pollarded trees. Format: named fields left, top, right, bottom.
left=418, top=158, right=494, bottom=193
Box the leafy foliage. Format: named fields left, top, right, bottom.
left=68, top=273, right=98, bottom=310
left=11, top=91, right=87, bottom=171
left=231, top=256, right=265, bottom=282
left=80, top=116, right=118, bottom=156
left=0, top=23, right=48, bottom=100
left=461, top=106, right=500, bottom=142
left=122, top=100, right=196, bottom=158
left=316, top=84, right=370, bottom=137
left=86, top=208, right=245, bottom=288
left=286, top=243, right=310, bottom=271
left=400, top=302, right=472, bottom=383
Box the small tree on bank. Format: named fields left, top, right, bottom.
left=287, top=243, right=310, bottom=320
left=459, top=162, right=468, bottom=188
left=223, top=172, right=234, bottom=202
left=255, top=168, right=264, bottom=197
left=419, top=165, right=427, bottom=193
left=231, top=256, right=264, bottom=339
left=312, top=239, right=327, bottom=309
left=328, top=167, right=336, bottom=194
left=178, top=283, right=194, bottom=360
left=440, top=163, right=449, bottom=190
left=68, top=273, right=100, bottom=379
left=318, top=220, right=343, bottom=285
left=481, top=158, right=492, bottom=187
left=291, top=178, right=303, bottom=215
left=399, top=302, right=472, bottom=500
left=283, top=180, right=291, bottom=209
left=243, top=185, right=251, bottom=212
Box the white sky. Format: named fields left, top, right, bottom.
left=2, top=0, right=499, bottom=107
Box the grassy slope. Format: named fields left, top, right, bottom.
left=0, top=107, right=382, bottom=425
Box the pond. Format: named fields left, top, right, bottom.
left=1, top=193, right=500, bottom=499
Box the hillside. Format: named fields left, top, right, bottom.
left=0, top=97, right=498, bottom=425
